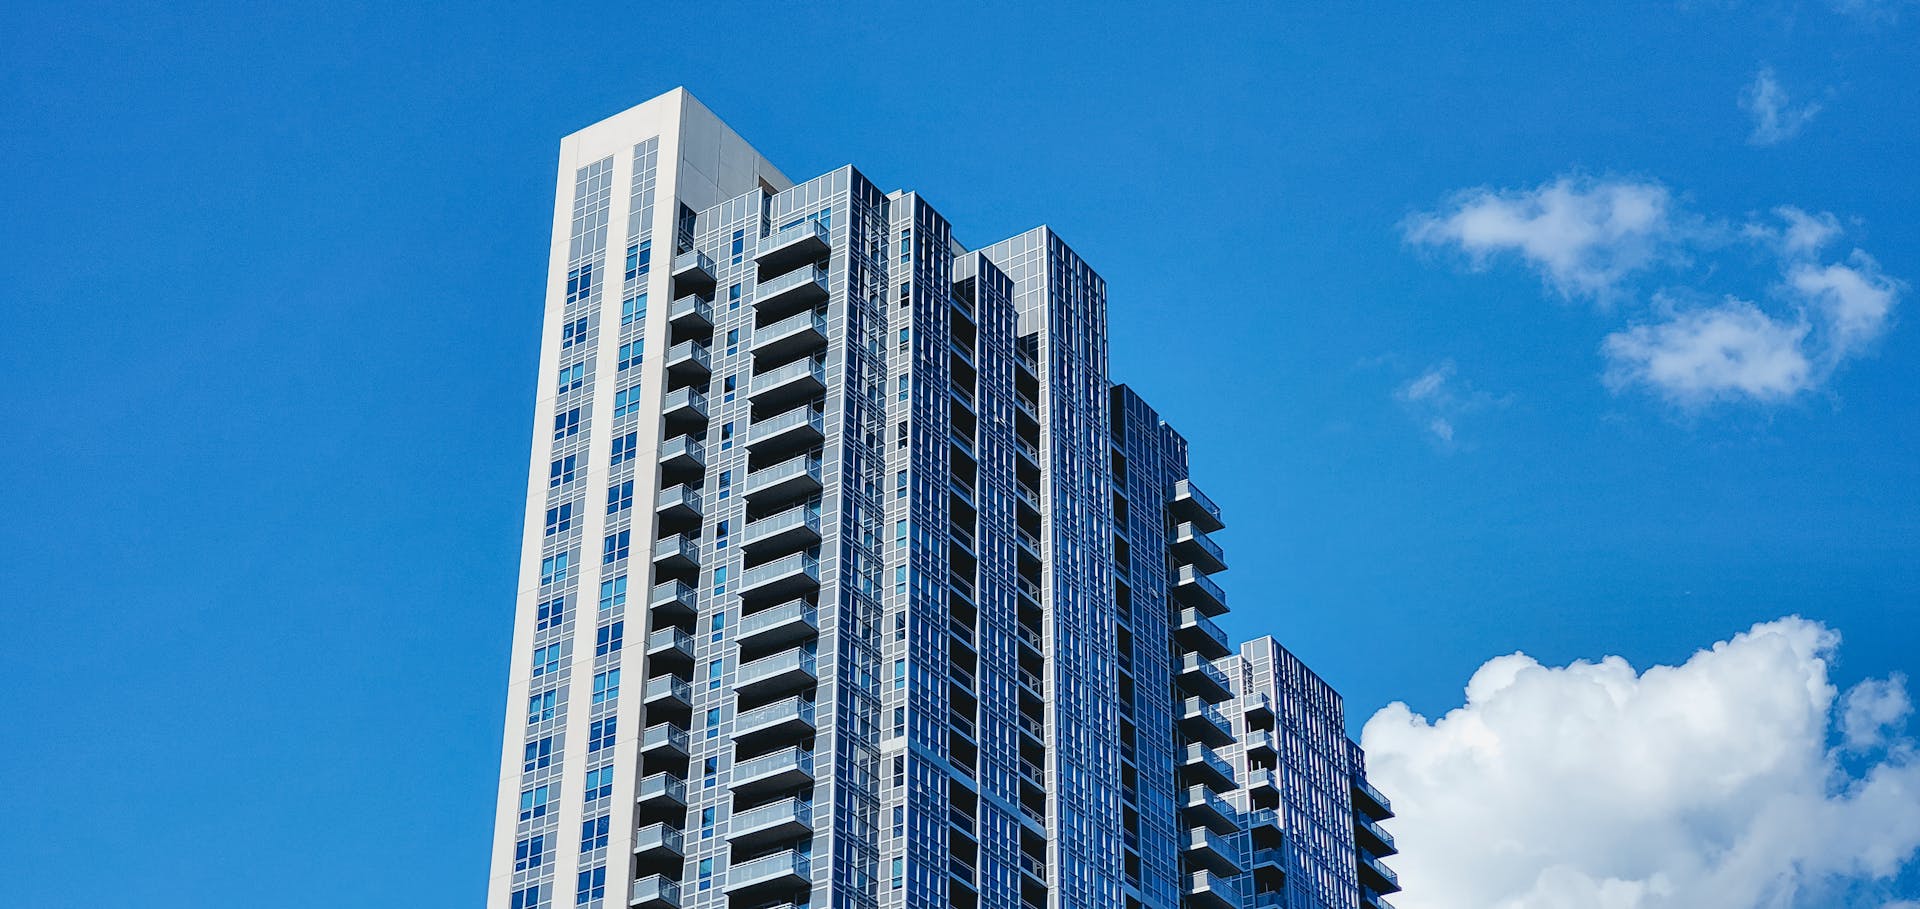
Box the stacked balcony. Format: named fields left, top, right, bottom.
left=663, top=339, right=711, bottom=387
left=754, top=220, right=830, bottom=277
left=743, top=454, right=821, bottom=507
left=670, top=250, right=715, bottom=295
left=748, top=357, right=826, bottom=412
left=749, top=310, right=828, bottom=365
left=668, top=293, right=712, bottom=335
left=728, top=796, right=813, bottom=850
left=730, top=746, right=814, bottom=799
left=723, top=848, right=811, bottom=895
left=628, top=874, right=681, bottom=909
left=753, top=266, right=830, bottom=320
left=747, top=407, right=824, bottom=459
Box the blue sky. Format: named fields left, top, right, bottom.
left=2, top=2, right=1916, bottom=906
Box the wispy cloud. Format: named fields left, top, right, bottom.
left=1742, top=68, right=1822, bottom=146
left=1364, top=617, right=1920, bottom=909
left=1394, top=360, right=1507, bottom=448
left=1402, top=177, right=1684, bottom=301
left=1405, top=183, right=1903, bottom=409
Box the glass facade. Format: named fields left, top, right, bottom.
left=488, top=89, right=1399, bottom=909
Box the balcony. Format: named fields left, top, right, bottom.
left=1360, top=852, right=1402, bottom=895
left=650, top=580, right=698, bottom=622
left=1170, top=478, right=1224, bottom=532
left=737, top=552, right=820, bottom=604
left=1246, top=767, right=1279, bottom=797
left=1363, top=892, right=1399, bottom=909
left=730, top=746, right=814, bottom=797
left=1185, top=868, right=1240, bottom=909
left=728, top=796, right=813, bottom=850
left=1177, top=653, right=1232, bottom=702
left=641, top=723, right=688, bottom=760
left=668, top=293, right=712, bottom=335
left=1244, top=691, right=1274, bottom=726
left=750, top=309, right=828, bottom=364
left=749, top=357, right=826, bottom=411
left=658, top=435, right=705, bottom=476
left=1173, top=564, right=1228, bottom=617
left=753, top=265, right=830, bottom=319
left=643, top=674, right=691, bottom=711
left=1175, top=608, right=1232, bottom=660
left=1247, top=807, right=1281, bottom=832
left=744, top=454, right=822, bottom=507
left=733, top=695, right=816, bottom=743
left=652, top=534, right=700, bottom=576
left=663, top=339, right=711, bottom=385
left=628, top=874, right=681, bottom=909
left=724, top=848, right=811, bottom=893
left=735, top=647, right=818, bottom=699
left=632, top=821, right=684, bottom=864
left=635, top=772, right=686, bottom=811
left=1354, top=776, right=1395, bottom=821
left=1184, top=825, right=1243, bottom=877
left=747, top=406, right=824, bottom=458
left=655, top=484, right=703, bottom=525
left=736, top=599, right=819, bottom=652
left=742, top=505, right=821, bottom=558
left=646, top=627, right=693, bottom=666
left=756, top=220, right=831, bottom=275
left=671, top=250, right=715, bottom=294
left=1172, top=522, right=1227, bottom=574
left=1180, top=697, right=1234, bottom=748
left=1181, top=743, right=1235, bottom=792
left=660, top=386, right=708, bottom=430
left=1184, top=785, right=1237, bottom=834
left=1244, top=727, right=1277, bottom=758
left=1356, top=811, right=1398, bottom=856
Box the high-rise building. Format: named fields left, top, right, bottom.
left=488, top=88, right=1399, bottom=909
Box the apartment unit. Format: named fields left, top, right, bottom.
left=488, top=87, right=1398, bottom=909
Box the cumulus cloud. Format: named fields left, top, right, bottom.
left=1743, top=69, right=1822, bottom=146
left=1406, top=184, right=1903, bottom=408
left=1604, top=297, right=1814, bottom=404
left=1843, top=674, right=1913, bottom=751
left=1394, top=360, right=1507, bottom=447
left=1403, top=177, right=1682, bottom=301
left=1361, top=617, right=1920, bottom=909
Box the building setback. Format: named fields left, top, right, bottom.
left=488, top=87, right=1401, bottom=909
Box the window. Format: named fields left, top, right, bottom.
left=557, top=362, right=585, bottom=393
left=531, top=644, right=562, bottom=677
left=707, top=659, right=723, bottom=691
left=539, top=551, right=571, bottom=586
left=715, top=519, right=729, bottom=549
left=698, top=858, right=714, bottom=892
left=728, top=284, right=741, bottom=311
left=576, top=866, right=606, bottom=904
left=894, top=566, right=907, bottom=595
left=553, top=407, right=581, bottom=440
left=703, top=756, right=717, bottom=789
left=518, top=784, right=552, bottom=820
left=897, top=376, right=908, bottom=401
left=722, top=374, right=736, bottom=403
left=725, top=328, right=739, bottom=357
left=896, top=470, right=907, bottom=499
left=625, top=240, right=651, bottom=282
left=719, top=421, right=734, bottom=451
left=704, top=708, right=720, bottom=739
left=544, top=502, right=574, bottom=536
left=618, top=341, right=643, bottom=372
left=621, top=293, right=646, bottom=326
left=511, top=884, right=542, bottom=909
left=514, top=834, right=547, bottom=871
left=548, top=455, right=578, bottom=488
left=522, top=736, right=554, bottom=772
left=591, top=669, right=620, bottom=704
left=894, top=658, right=906, bottom=689
left=580, top=815, right=610, bottom=851
left=730, top=229, right=745, bottom=264
left=898, top=327, right=909, bottom=350
left=897, top=420, right=907, bottom=449
left=610, top=431, right=638, bottom=466
left=583, top=765, right=615, bottom=801
left=701, top=806, right=716, bottom=837
left=561, top=318, right=589, bottom=350
left=536, top=596, right=566, bottom=630
left=594, top=621, right=623, bottom=657
left=712, top=565, right=726, bottom=596
left=717, top=470, right=732, bottom=500
left=566, top=262, right=595, bottom=303
left=613, top=385, right=643, bottom=418
left=587, top=717, right=616, bottom=753
left=602, top=530, right=630, bottom=564
left=527, top=690, right=557, bottom=723
left=709, top=612, right=725, bottom=644
left=606, top=481, right=633, bottom=515
left=598, top=576, right=626, bottom=611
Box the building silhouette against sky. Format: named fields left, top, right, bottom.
left=488, top=87, right=1400, bottom=909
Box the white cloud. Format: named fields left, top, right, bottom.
left=1842, top=674, right=1913, bottom=751
left=1406, top=185, right=1902, bottom=408
left=1403, top=177, right=1681, bottom=301
left=1603, top=297, right=1814, bottom=405
left=1362, top=617, right=1920, bottom=909
left=1742, top=68, right=1822, bottom=146
left=1394, top=360, right=1506, bottom=447
left=1791, top=251, right=1902, bottom=356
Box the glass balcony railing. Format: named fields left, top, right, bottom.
left=642, top=723, right=688, bottom=753
left=668, top=293, right=712, bottom=330
left=748, top=407, right=824, bottom=447
left=755, top=265, right=830, bottom=308
left=737, top=599, right=818, bottom=643
left=745, top=454, right=822, bottom=498
left=725, top=848, right=810, bottom=890
left=1171, top=477, right=1224, bottom=531
left=735, top=647, right=817, bottom=689
left=738, top=552, right=819, bottom=596
left=730, top=796, right=813, bottom=837
left=628, top=874, right=680, bottom=907
left=732, top=746, right=813, bottom=786
left=742, top=504, right=820, bottom=549
left=734, top=695, right=815, bottom=735
left=636, top=772, right=686, bottom=806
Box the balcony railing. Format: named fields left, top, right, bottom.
left=738, top=552, right=820, bottom=601
left=668, top=293, right=712, bottom=334
left=736, top=599, right=819, bottom=649
left=724, top=848, right=810, bottom=891
left=628, top=874, right=681, bottom=908
left=731, top=746, right=813, bottom=790
left=735, top=646, right=818, bottom=694
left=742, top=504, right=821, bottom=554
left=749, top=356, right=826, bottom=407
left=1173, top=522, right=1228, bottom=574
left=750, top=309, right=829, bottom=362
left=1170, top=477, right=1224, bottom=532
left=734, top=695, right=816, bottom=737
left=753, top=265, right=830, bottom=316
left=744, top=454, right=822, bottom=504
left=641, top=722, right=688, bottom=756
left=747, top=406, right=825, bottom=455
left=1173, top=564, right=1228, bottom=616
left=671, top=250, right=715, bottom=290
left=635, top=772, right=686, bottom=807
left=729, top=796, right=813, bottom=842
left=755, top=220, right=830, bottom=275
